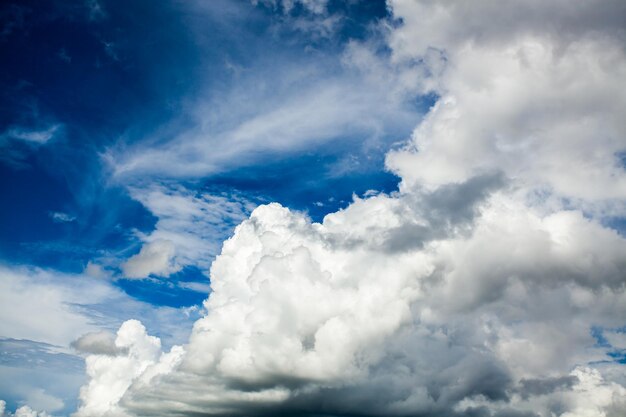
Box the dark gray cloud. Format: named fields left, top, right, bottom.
left=517, top=375, right=579, bottom=399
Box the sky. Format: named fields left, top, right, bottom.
left=0, top=0, right=625, bottom=416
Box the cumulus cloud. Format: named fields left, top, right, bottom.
left=121, top=240, right=180, bottom=279
left=74, top=0, right=626, bottom=416
left=73, top=320, right=182, bottom=417
left=0, top=399, right=55, bottom=417
left=75, top=196, right=626, bottom=416
left=0, top=404, right=52, bottom=417
left=385, top=0, right=626, bottom=203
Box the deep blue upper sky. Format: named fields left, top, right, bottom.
left=0, top=0, right=427, bottom=308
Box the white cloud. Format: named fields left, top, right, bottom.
left=73, top=320, right=176, bottom=417
left=72, top=1, right=626, bottom=416
left=1, top=125, right=62, bottom=145
left=75, top=194, right=626, bottom=416
left=385, top=0, right=626, bottom=202
left=1, top=404, right=51, bottom=417
left=106, top=50, right=418, bottom=180
left=83, top=262, right=110, bottom=279
left=253, top=0, right=329, bottom=15
left=121, top=239, right=180, bottom=279
left=49, top=212, right=76, bottom=223
left=71, top=331, right=122, bottom=356
left=121, top=185, right=257, bottom=277
left=0, top=264, right=198, bottom=416
left=20, top=390, right=63, bottom=414
left=0, top=265, right=117, bottom=347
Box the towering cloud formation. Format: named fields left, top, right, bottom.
left=74, top=1, right=626, bottom=416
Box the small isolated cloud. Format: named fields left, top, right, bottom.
left=85, top=0, right=106, bottom=21
left=101, top=41, right=118, bottom=61
left=49, top=212, right=76, bottom=223
left=71, top=331, right=123, bottom=356
left=177, top=281, right=212, bottom=294
left=57, top=48, right=71, bottom=63
left=1, top=124, right=61, bottom=145
left=83, top=261, right=110, bottom=279
left=121, top=239, right=180, bottom=279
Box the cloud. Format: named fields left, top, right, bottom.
left=0, top=265, right=118, bottom=347
left=49, top=212, right=76, bottom=223
left=72, top=0, right=626, bottom=416
left=75, top=195, right=626, bottom=416
left=253, top=0, right=329, bottom=15
left=0, top=264, right=199, bottom=416
left=71, top=332, right=123, bottom=356
left=0, top=402, right=52, bottom=417
left=1, top=125, right=61, bottom=145
left=120, top=185, right=257, bottom=277
left=385, top=0, right=626, bottom=202
left=0, top=123, right=63, bottom=168
left=120, top=240, right=180, bottom=279
left=72, top=320, right=177, bottom=417
left=106, top=42, right=419, bottom=180
left=83, top=262, right=110, bottom=280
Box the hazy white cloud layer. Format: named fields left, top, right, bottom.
left=72, top=1, right=626, bottom=416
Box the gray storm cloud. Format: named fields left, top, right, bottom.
left=72, top=1, right=626, bottom=416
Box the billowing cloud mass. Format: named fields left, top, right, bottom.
left=72, top=1, right=626, bottom=416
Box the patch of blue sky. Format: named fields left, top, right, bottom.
left=603, top=216, right=626, bottom=237
left=591, top=325, right=611, bottom=348
left=116, top=266, right=209, bottom=308
left=590, top=325, right=626, bottom=365
left=204, top=142, right=401, bottom=222
left=0, top=160, right=156, bottom=273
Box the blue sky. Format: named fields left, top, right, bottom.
left=2, top=1, right=626, bottom=416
